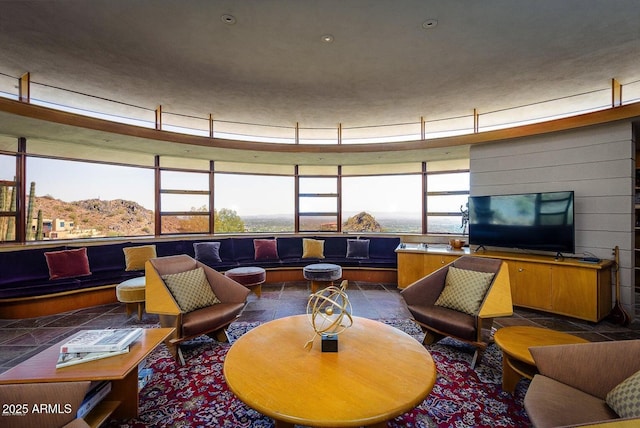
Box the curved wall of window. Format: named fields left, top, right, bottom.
left=1, top=71, right=639, bottom=243
left=0, top=135, right=470, bottom=242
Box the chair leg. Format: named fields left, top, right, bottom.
left=471, top=345, right=488, bottom=368
left=422, top=330, right=444, bottom=345
left=137, top=302, right=144, bottom=320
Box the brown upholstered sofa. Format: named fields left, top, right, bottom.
left=524, top=340, right=640, bottom=428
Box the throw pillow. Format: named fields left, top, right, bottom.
left=434, top=266, right=495, bottom=315
left=302, top=238, right=325, bottom=259
left=162, top=267, right=221, bottom=313
left=346, top=239, right=370, bottom=259
left=194, top=242, right=222, bottom=264
left=606, top=369, right=640, bottom=418
left=44, top=247, right=92, bottom=280
left=254, top=239, right=279, bottom=260
left=123, top=245, right=157, bottom=271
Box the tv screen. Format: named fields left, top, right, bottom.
left=468, top=191, right=575, bottom=254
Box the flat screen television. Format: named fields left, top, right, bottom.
left=468, top=190, right=575, bottom=254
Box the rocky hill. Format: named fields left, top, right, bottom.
left=342, top=211, right=382, bottom=232
left=33, top=196, right=181, bottom=237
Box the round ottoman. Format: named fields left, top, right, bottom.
left=116, top=276, right=146, bottom=320
left=303, top=263, right=342, bottom=293
left=225, top=266, right=266, bottom=297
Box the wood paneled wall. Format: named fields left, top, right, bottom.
left=470, top=121, right=635, bottom=316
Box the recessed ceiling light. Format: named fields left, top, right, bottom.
left=321, top=34, right=334, bottom=43
left=422, top=19, right=438, bottom=29
left=221, top=14, right=237, bottom=25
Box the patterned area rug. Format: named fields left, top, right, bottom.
left=107, top=319, right=531, bottom=427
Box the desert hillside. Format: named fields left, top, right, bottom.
left=33, top=196, right=181, bottom=237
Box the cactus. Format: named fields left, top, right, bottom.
left=26, top=181, right=35, bottom=240
left=4, top=181, right=16, bottom=241
left=0, top=185, right=6, bottom=240
left=35, top=209, right=43, bottom=240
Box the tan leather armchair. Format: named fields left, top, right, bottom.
left=400, top=256, right=512, bottom=367
left=525, top=340, right=640, bottom=428
left=145, top=255, right=250, bottom=364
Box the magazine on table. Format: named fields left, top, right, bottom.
left=56, top=347, right=130, bottom=368
left=76, top=380, right=112, bottom=418
left=60, top=328, right=143, bottom=353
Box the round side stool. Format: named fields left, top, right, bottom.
left=116, top=276, right=146, bottom=320
left=303, top=263, right=342, bottom=293
left=225, top=266, right=267, bottom=297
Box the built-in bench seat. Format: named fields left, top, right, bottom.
left=0, top=235, right=400, bottom=318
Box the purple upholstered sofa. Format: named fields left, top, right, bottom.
left=0, top=236, right=399, bottom=300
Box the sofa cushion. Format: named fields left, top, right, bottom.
left=277, top=237, right=303, bottom=260
left=303, top=238, right=325, bottom=259
left=321, top=237, right=348, bottom=258
left=123, top=245, right=157, bottom=271
left=231, top=237, right=256, bottom=262
left=78, top=242, right=129, bottom=273
left=0, top=246, right=66, bottom=286
left=194, top=242, right=222, bottom=264
left=368, top=237, right=400, bottom=259
left=162, top=267, right=221, bottom=313
left=606, top=369, right=640, bottom=418
left=254, top=239, right=279, bottom=260
left=434, top=266, right=494, bottom=315
left=181, top=302, right=246, bottom=337
left=525, top=375, right=619, bottom=428
left=44, top=247, right=92, bottom=280
left=407, top=304, right=476, bottom=341
left=346, top=239, right=370, bottom=258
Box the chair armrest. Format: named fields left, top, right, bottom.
left=145, top=260, right=181, bottom=315
left=400, top=264, right=449, bottom=306
left=478, top=261, right=512, bottom=318
left=198, top=262, right=250, bottom=303
left=530, top=340, right=640, bottom=399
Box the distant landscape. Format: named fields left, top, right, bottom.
left=26, top=196, right=461, bottom=240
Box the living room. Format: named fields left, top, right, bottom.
left=2, top=2, right=640, bottom=427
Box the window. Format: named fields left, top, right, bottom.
left=214, top=173, right=294, bottom=233
left=342, top=175, right=422, bottom=233
left=26, top=157, right=154, bottom=239
left=160, top=170, right=211, bottom=234
left=425, top=160, right=470, bottom=234
left=0, top=154, right=17, bottom=242
left=298, top=176, right=338, bottom=232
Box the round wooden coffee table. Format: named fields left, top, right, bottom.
left=493, top=326, right=589, bottom=393
left=224, top=315, right=436, bottom=428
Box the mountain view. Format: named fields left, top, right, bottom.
left=18, top=197, right=450, bottom=240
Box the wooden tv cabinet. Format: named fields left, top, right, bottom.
left=0, top=328, right=173, bottom=427
left=396, top=244, right=613, bottom=322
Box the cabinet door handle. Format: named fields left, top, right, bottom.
left=518, top=268, right=524, bottom=272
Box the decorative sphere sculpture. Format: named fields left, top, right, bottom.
left=304, top=280, right=353, bottom=350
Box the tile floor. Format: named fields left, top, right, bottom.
left=1, top=281, right=640, bottom=373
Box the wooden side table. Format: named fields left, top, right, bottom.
left=493, top=326, right=589, bottom=393
left=0, top=328, right=174, bottom=425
